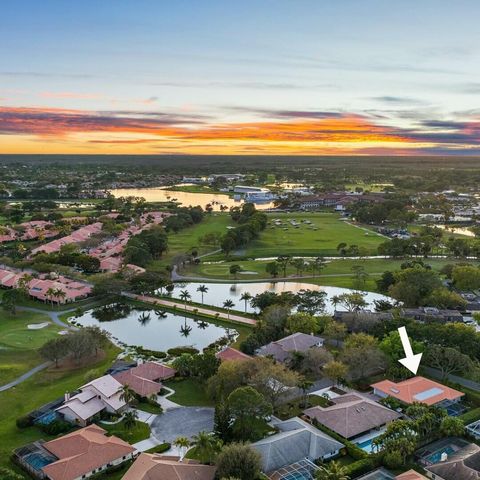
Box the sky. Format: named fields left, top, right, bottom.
left=1, top=0, right=480, bottom=155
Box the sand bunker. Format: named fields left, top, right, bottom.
left=27, top=322, right=50, bottom=330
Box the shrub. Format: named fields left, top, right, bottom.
left=40, top=419, right=72, bottom=435
left=344, top=457, right=379, bottom=477
left=459, top=407, right=480, bottom=425
left=146, top=442, right=171, bottom=454
left=16, top=415, right=33, bottom=429
left=167, top=346, right=199, bottom=356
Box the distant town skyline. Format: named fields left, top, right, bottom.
left=1, top=0, right=479, bottom=155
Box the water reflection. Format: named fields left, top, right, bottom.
left=110, top=187, right=275, bottom=211
left=75, top=304, right=233, bottom=351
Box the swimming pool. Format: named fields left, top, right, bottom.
left=425, top=446, right=455, bottom=464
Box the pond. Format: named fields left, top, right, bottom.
left=110, top=186, right=275, bottom=211
left=74, top=304, right=235, bottom=351
left=167, top=281, right=392, bottom=314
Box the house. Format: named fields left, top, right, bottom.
left=303, top=393, right=401, bottom=440
left=256, top=333, right=324, bottom=363
left=425, top=443, right=480, bottom=480
left=399, top=307, right=463, bottom=323
left=113, top=361, right=175, bottom=398
left=122, top=453, right=216, bottom=480
left=252, top=417, right=343, bottom=473
left=56, top=375, right=127, bottom=426
left=396, top=471, right=427, bottom=480
left=215, top=346, right=252, bottom=362
left=371, top=376, right=464, bottom=407
left=14, top=425, right=136, bottom=480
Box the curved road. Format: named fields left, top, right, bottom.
left=0, top=306, right=77, bottom=393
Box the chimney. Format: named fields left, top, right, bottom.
left=65, top=392, right=70, bottom=402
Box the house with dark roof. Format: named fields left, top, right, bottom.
left=425, top=442, right=480, bottom=480
left=252, top=417, right=343, bottom=473
left=303, top=393, right=401, bottom=440
left=400, top=307, right=463, bottom=323
left=256, top=333, right=324, bottom=363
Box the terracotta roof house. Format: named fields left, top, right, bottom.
left=56, top=375, right=127, bottom=426
left=371, top=376, right=464, bottom=407
left=122, top=453, right=216, bottom=480
left=304, top=393, right=401, bottom=440
left=396, top=471, right=427, bottom=480
left=14, top=425, right=136, bottom=480
left=425, top=443, right=480, bottom=480
left=252, top=417, right=343, bottom=473
left=113, top=361, right=175, bottom=398
left=215, top=346, right=252, bottom=362
left=256, top=333, right=324, bottom=363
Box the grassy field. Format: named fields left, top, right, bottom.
left=102, top=419, right=150, bottom=444
left=244, top=212, right=386, bottom=258
left=0, top=310, right=62, bottom=385
left=150, top=213, right=234, bottom=270
left=163, top=378, right=214, bottom=406
left=185, top=257, right=471, bottom=291
left=0, top=343, right=120, bottom=473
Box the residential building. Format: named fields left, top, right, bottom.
left=425, top=442, right=480, bottom=480
left=256, top=332, right=324, bottom=363
left=252, top=417, right=343, bottom=473
left=56, top=375, right=127, bottom=426
left=113, top=361, right=175, bottom=398
left=122, top=454, right=216, bottom=480
left=399, top=307, right=463, bottom=323
left=396, top=471, right=427, bottom=480
left=215, top=346, right=252, bottom=362
left=14, top=425, right=136, bottom=480
left=303, top=393, right=401, bottom=440
left=371, top=376, right=464, bottom=407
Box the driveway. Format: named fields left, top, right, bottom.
left=150, top=406, right=215, bottom=443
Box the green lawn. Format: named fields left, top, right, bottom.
left=149, top=213, right=235, bottom=270
left=102, top=419, right=150, bottom=444
left=0, top=310, right=62, bottom=385
left=185, top=257, right=470, bottom=292
left=0, top=343, right=120, bottom=472
left=244, top=213, right=386, bottom=257
left=164, top=378, right=214, bottom=406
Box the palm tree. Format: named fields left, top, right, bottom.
left=46, top=287, right=56, bottom=307
left=197, top=285, right=208, bottom=304
left=119, top=384, right=137, bottom=406
left=331, top=295, right=340, bottom=312
left=223, top=299, right=235, bottom=319
left=240, top=292, right=252, bottom=313
left=54, top=288, right=66, bottom=309
left=179, top=289, right=191, bottom=311
left=191, top=431, right=221, bottom=464
left=174, top=436, right=191, bottom=461
left=123, top=409, right=138, bottom=431
left=315, top=461, right=350, bottom=480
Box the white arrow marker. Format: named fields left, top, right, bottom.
left=398, top=326, right=423, bottom=374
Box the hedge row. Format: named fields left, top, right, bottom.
left=459, top=407, right=480, bottom=425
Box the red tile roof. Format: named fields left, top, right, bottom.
left=42, top=425, right=135, bottom=480
left=216, top=347, right=251, bottom=362
left=371, top=376, right=464, bottom=406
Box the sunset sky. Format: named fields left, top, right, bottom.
left=1, top=0, right=480, bottom=155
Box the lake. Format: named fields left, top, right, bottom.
left=74, top=304, right=235, bottom=351
left=168, top=281, right=392, bottom=314
left=110, top=186, right=275, bottom=211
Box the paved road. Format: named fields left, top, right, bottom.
left=17, top=306, right=77, bottom=330
left=0, top=306, right=77, bottom=393
left=123, top=292, right=257, bottom=325
left=150, top=406, right=215, bottom=443
left=0, top=361, right=51, bottom=392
